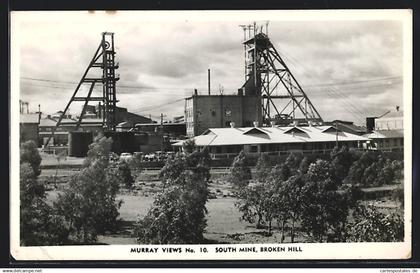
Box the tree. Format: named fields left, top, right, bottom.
left=236, top=183, right=267, bottom=229
left=54, top=150, right=67, bottom=186
left=330, top=146, right=356, bottom=184
left=84, top=134, right=113, bottom=168
left=20, top=162, right=69, bottom=246
left=116, top=161, right=135, bottom=189
left=20, top=163, right=45, bottom=206
left=236, top=154, right=272, bottom=230
left=254, top=153, right=271, bottom=183
left=300, top=159, right=352, bottom=242
left=20, top=140, right=42, bottom=176
left=298, top=157, right=311, bottom=175
left=345, top=151, right=378, bottom=185
left=285, top=152, right=303, bottom=173
left=21, top=197, right=69, bottom=246
left=54, top=136, right=122, bottom=243
left=135, top=143, right=211, bottom=244
left=280, top=175, right=305, bottom=243
left=349, top=204, right=404, bottom=242
left=229, top=150, right=252, bottom=188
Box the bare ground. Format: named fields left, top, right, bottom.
left=43, top=159, right=402, bottom=245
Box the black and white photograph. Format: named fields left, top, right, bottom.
left=10, top=10, right=412, bottom=260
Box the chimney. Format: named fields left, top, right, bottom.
left=396, top=105, right=400, bottom=112
left=38, top=104, right=41, bottom=123
left=208, top=69, right=211, bottom=95
left=230, top=122, right=235, bottom=128
left=194, top=89, right=198, bottom=95
left=253, top=121, right=259, bottom=127
left=237, top=88, right=243, bottom=96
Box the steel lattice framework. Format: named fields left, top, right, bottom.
left=241, top=23, right=323, bottom=126
left=45, top=32, right=119, bottom=146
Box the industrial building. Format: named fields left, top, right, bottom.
left=374, top=110, right=403, bottom=131
left=185, top=92, right=261, bottom=137
left=364, top=130, right=404, bottom=152
left=363, top=109, right=404, bottom=152
left=185, top=23, right=323, bottom=138
left=174, top=124, right=369, bottom=160
left=20, top=114, right=40, bottom=146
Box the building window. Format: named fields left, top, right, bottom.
left=250, top=145, right=258, bottom=153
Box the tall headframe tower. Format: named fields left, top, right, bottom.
left=240, top=22, right=323, bottom=126
left=45, top=32, right=119, bottom=145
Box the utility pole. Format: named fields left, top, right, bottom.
left=160, top=113, right=166, bottom=152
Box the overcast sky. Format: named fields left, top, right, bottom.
left=13, top=11, right=408, bottom=125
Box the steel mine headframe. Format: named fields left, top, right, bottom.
left=45, top=32, right=119, bottom=146
left=240, top=23, right=323, bottom=126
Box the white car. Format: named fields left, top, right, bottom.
left=119, top=153, right=133, bottom=162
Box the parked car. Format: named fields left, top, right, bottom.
left=119, top=152, right=133, bottom=162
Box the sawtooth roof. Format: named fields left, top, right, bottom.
left=173, top=125, right=369, bottom=147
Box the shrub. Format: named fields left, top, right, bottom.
left=349, top=204, right=404, bottom=242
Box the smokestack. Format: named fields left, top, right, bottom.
left=208, top=69, right=211, bottom=95
left=38, top=104, right=41, bottom=123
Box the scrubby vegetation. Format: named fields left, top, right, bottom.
left=230, top=148, right=404, bottom=243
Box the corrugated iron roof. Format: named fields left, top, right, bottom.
left=174, top=125, right=369, bottom=146
left=364, top=130, right=404, bottom=139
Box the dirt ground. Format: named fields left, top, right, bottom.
left=42, top=154, right=402, bottom=245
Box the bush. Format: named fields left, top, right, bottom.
left=349, top=204, right=404, bottom=242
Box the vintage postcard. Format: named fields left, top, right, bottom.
left=10, top=10, right=412, bottom=260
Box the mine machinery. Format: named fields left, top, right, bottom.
left=45, top=32, right=119, bottom=146
left=240, top=22, right=323, bottom=126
